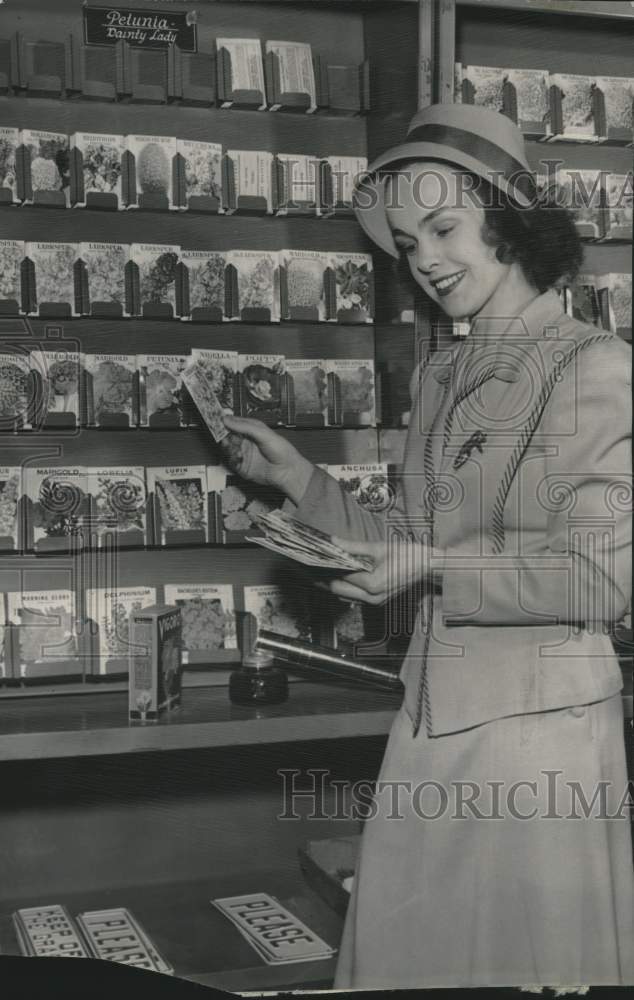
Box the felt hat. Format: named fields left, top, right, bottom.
left=353, top=103, right=536, bottom=259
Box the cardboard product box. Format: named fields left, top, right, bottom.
left=129, top=604, right=182, bottom=720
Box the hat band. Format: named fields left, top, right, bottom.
left=405, top=123, right=536, bottom=202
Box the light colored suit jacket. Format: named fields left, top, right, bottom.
left=292, top=291, right=632, bottom=735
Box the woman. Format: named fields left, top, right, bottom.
left=223, top=104, right=633, bottom=989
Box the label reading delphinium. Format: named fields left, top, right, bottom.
left=138, top=354, right=189, bottom=427
left=7, top=590, right=76, bottom=675
left=327, top=358, right=376, bottom=426
left=85, top=353, right=137, bottom=427
left=0, top=467, right=21, bottom=549
left=229, top=250, right=279, bottom=320
left=217, top=38, right=266, bottom=108
left=0, top=240, right=24, bottom=310
left=26, top=242, right=80, bottom=316
left=207, top=464, right=283, bottom=543
left=280, top=250, right=328, bottom=320
left=126, top=134, right=177, bottom=209
left=86, top=586, right=156, bottom=675
left=322, top=464, right=391, bottom=513
left=225, top=150, right=274, bottom=211
left=602, top=173, right=633, bottom=240
left=176, top=138, right=224, bottom=210
left=238, top=353, right=285, bottom=418
left=32, top=349, right=82, bottom=422
left=180, top=250, right=227, bottom=320
left=79, top=242, right=129, bottom=316
left=70, top=132, right=125, bottom=207
left=275, top=154, right=318, bottom=212
left=595, top=76, right=634, bottom=138
left=330, top=252, right=374, bottom=322
left=265, top=40, right=316, bottom=111
left=0, top=353, right=31, bottom=429
left=243, top=584, right=311, bottom=641
left=324, top=155, right=367, bottom=209
left=0, top=127, right=20, bottom=203
left=20, top=129, right=70, bottom=204
left=461, top=65, right=506, bottom=111
left=147, top=465, right=209, bottom=544
left=25, top=467, right=87, bottom=549
left=505, top=69, right=551, bottom=135
left=130, top=243, right=180, bottom=316
left=550, top=73, right=598, bottom=141
left=189, top=349, right=236, bottom=412
left=285, top=358, right=328, bottom=425
left=86, top=466, right=147, bottom=546
left=163, top=583, right=237, bottom=662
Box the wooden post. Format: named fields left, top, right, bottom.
left=417, top=0, right=435, bottom=108
left=437, top=0, right=457, bottom=104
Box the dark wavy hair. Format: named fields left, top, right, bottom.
left=381, top=162, right=584, bottom=293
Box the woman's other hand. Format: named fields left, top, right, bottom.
left=325, top=535, right=443, bottom=606
left=221, top=415, right=315, bottom=505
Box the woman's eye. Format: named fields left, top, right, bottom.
left=436, top=226, right=454, bottom=237
left=397, top=243, right=416, bottom=256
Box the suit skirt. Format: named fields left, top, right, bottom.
left=334, top=693, right=634, bottom=990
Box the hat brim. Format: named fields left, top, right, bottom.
left=353, top=141, right=533, bottom=259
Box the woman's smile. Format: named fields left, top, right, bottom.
left=430, top=270, right=467, bottom=297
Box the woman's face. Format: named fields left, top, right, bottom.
left=385, top=162, right=510, bottom=320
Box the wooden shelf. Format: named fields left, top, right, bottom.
left=0, top=869, right=344, bottom=992
left=0, top=680, right=400, bottom=762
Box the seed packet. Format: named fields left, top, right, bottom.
left=86, top=466, right=147, bottom=548
left=224, top=149, right=274, bottom=213
left=460, top=64, right=506, bottom=112
left=175, top=138, right=224, bottom=212
left=280, top=250, right=330, bottom=322
left=30, top=348, right=82, bottom=427
left=207, top=464, right=284, bottom=544
left=227, top=250, right=280, bottom=321
left=189, top=349, right=237, bottom=413
left=0, top=126, right=20, bottom=204
left=19, top=128, right=70, bottom=206
left=163, top=583, right=237, bottom=664
left=8, top=590, right=78, bottom=679
left=321, top=463, right=391, bottom=512
left=0, top=467, right=22, bottom=551
left=24, top=466, right=87, bottom=552
left=70, top=131, right=125, bottom=208
left=125, top=134, right=177, bottom=210
left=84, top=353, right=138, bottom=428
left=275, top=153, right=319, bottom=214
left=243, top=584, right=311, bottom=641
left=0, top=352, right=33, bottom=430
left=0, top=240, right=24, bottom=313
left=138, top=354, right=190, bottom=428
left=454, top=63, right=462, bottom=102
left=147, top=465, right=209, bottom=545
left=597, top=273, right=632, bottom=340
left=330, top=252, right=374, bottom=322
left=554, top=168, right=603, bottom=239
left=285, top=358, right=328, bottom=426
left=25, top=242, right=80, bottom=317
left=601, top=173, right=633, bottom=241
left=326, top=358, right=376, bottom=427
left=78, top=242, right=129, bottom=317
left=320, top=155, right=367, bottom=214
left=216, top=37, right=267, bottom=110
left=594, top=76, right=634, bottom=143
left=86, top=586, right=156, bottom=676
left=504, top=68, right=551, bottom=139
left=564, top=274, right=601, bottom=327
left=549, top=73, right=599, bottom=142
left=265, top=40, right=317, bottom=113
left=237, top=353, right=286, bottom=424
left=179, top=250, right=227, bottom=322
left=130, top=243, right=180, bottom=318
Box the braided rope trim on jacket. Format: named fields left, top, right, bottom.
left=489, top=334, right=617, bottom=555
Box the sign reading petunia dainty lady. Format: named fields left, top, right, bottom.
left=83, top=6, right=198, bottom=51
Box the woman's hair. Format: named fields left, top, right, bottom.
left=381, top=161, right=583, bottom=293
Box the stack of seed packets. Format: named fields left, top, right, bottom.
left=13, top=904, right=91, bottom=958
left=247, top=509, right=375, bottom=571
left=211, top=893, right=335, bottom=965
left=76, top=907, right=173, bottom=974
